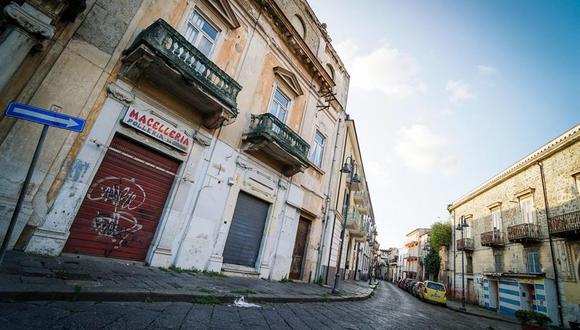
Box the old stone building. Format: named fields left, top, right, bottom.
left=400, top=228, right=430, bottom=279
left=0, top=0, right=380, bottom=284
left=319, top=118, right=376, bottom=285
left=448, top=124, right=580, bottom=327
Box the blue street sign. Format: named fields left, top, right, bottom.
left=5, top=102, right=85, bottom=132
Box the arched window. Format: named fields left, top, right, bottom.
left=290, top=15, right=306, bottom=38
left=326, top=64, right=335, bottom=80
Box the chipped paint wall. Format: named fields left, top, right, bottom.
left=0, top=0, right=357, bottom=284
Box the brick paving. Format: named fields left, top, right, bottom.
left=0, top=282, right=518, bottom=329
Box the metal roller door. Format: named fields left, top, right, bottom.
left=63, top=134, right=180, bottom=261
left=222, top=192, right=270, bottom=268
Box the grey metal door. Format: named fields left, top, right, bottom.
left=222, top=192, right=269, bottom=267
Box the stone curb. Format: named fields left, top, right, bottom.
left=446, top=305, right=520, bottom=325
left=0, top=283, right=378, bottom=304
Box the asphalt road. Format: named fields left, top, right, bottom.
left=0, top=282, right=518, bottom=329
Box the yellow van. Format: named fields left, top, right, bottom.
left=420, top=281, right=447, bottom=305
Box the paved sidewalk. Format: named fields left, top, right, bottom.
left=446, top=299, right=519, bottom=325
left=0, top=252, right=376, bottom=303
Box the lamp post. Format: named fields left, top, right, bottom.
left=332, top=155, right=360, bottom=294
left=455, top=216, right=469, bottom=311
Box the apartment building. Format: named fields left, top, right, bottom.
left=401, top=228, right=430, bottom=279
left=448, top=124, right=580, bottom=327
left=320, top=118, right=376, bottom=285
left=0, top=0, right=376, bottom=284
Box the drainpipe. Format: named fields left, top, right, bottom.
left=537, top=161, right=564, bottom=327
left=451, top=208, right=456, bottom=299
left=315, top=117, right=342, bottom=281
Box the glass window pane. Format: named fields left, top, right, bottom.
left=184, top=25, right=199, bottom=44
left=197, top=37, right=213, bottom=57
left=274, top=89, right=290, bottom=107
left=202, top=21, right=219, bottom=40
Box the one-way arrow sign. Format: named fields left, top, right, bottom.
left=5, top=102, right=85, bottom=132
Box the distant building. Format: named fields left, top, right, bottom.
left=402, top=228, right=430, bottom=279
left=448, top=124, right=579, bottom=327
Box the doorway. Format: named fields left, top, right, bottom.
left=289, top=217, right=310, bottom=280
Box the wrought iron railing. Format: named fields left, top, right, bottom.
left=548, top=210, right=580, bottom=235
left=248, top=113, right=310, bottom=164
left=507, top=223, right=541, bottom=241
left=456, top=238, right=474, bottom=251
left=480, top=230, right=505, bottom=246
left=127, top=19, right=242, bottom=112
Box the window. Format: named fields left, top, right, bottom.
left=427, top=282, right=445, bottom=291
left=269, top=88, right=290, bottom=123
left=184, top=11, right=219, bottom=57
left=519, top=195, right=535, bottom=224
left=575, top=174, right=580, bottom=193
left=466, top=256, right=473, bottom=274
left=527, top=252, right=541, bottom=273
left=491, top=207, right=502, bottom=231
left=309, top=131, right=325, bottom=167
left=494, top=253, right=504, bottom=272
left=290, top=15, right=305, bottom=38
left=326, top=64, right=335, bottom=80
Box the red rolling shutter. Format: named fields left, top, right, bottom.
left=63, top=134, right=180, bottom=261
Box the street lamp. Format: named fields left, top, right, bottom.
left=455, top=216, right=469, bottom=310
left=332, top=155, right=360, bottom=294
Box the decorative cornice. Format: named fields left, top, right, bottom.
left=4, top=3, right=55, bottom=39
left=107, top=82, right=134, bottom=104
left=515, top=187, right=535, bottom=199
left=487, top=202, right=502, bottom=210
left=203, top=0, right=240, bottom=29
left=449, top=123, right=580, bottom=211
left=273, top=66, right=303, bottom=96
left=257, top=0, right=335, bottom=89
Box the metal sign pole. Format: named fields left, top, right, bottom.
left=0, top=124, right=49, bottom=265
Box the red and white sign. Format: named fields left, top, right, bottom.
left=123, top=106, right=192, bottom=152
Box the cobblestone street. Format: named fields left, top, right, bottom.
left=1, top=282, right=518, bottom=329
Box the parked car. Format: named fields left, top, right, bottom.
left=405, top=279, right=416, bottom=293
left=420, top=281, right=447, bottom=305
left=412, top=281, right=424, bottom=297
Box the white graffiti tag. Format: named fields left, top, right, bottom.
left=92, top=211, right=143, bottom=248
left=86, top=176, right=147, bottom=248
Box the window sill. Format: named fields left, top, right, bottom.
left=308, top=163, right=326, bottom=175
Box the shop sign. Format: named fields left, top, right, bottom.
left=123, top=106, right=192, bottom=152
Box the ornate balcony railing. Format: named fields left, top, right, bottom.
left=245, top=113, right=310, bottom=176
left=122, top=19, right=242, bottom=128
left=346, top=208, right=365, bottom=238
left=548, top=210, right=580, bottom=238
left=480, top=230, right=505, bottom=247
left=507, top=223, right=542, bottom=242
left=456, top=238, right=474, bottom=251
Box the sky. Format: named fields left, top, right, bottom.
left=309, top=0, right=580, bottom=248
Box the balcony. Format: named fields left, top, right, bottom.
left=548, top=210, right=580, bottom=239
left=121, top=19, right=242, bottom=129
left=480, top=230, right=505, bottom=247
left=345, top=209, right=365, bottom=238
left=243, top=113, right=310, bottom=176
left=456, top=238, right=474, bottom=251
left=507, top=223, right=542, bottom=243
left=352, top=191, right=366, bottom=205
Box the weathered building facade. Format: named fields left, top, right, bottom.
left=448, top=124, right=580, bottom=327
left=401, top=228, right=430, bottom=279
left=319, top=118, right=376, bottom=285
left=0, top=0, right=369, bottom=283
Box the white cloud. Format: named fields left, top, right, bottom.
left=477, top=65, right=497, bottom=76
left=336, top=40, right=426, bottom=98
left=445, top=80, right=475, bottom=102
left=395, top=124, right=458, bottom=175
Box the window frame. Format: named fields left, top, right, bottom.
left=527, top=251, right=541, bottom=273
left=491, top=206, right=502, bottom=231
left=182, top=9, right=220, bottom=58
left=519, top=195, right=536, bottom=224
left=309, top=130, right=326, bottom=168
left=268, top=87, right=292, bottom=123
